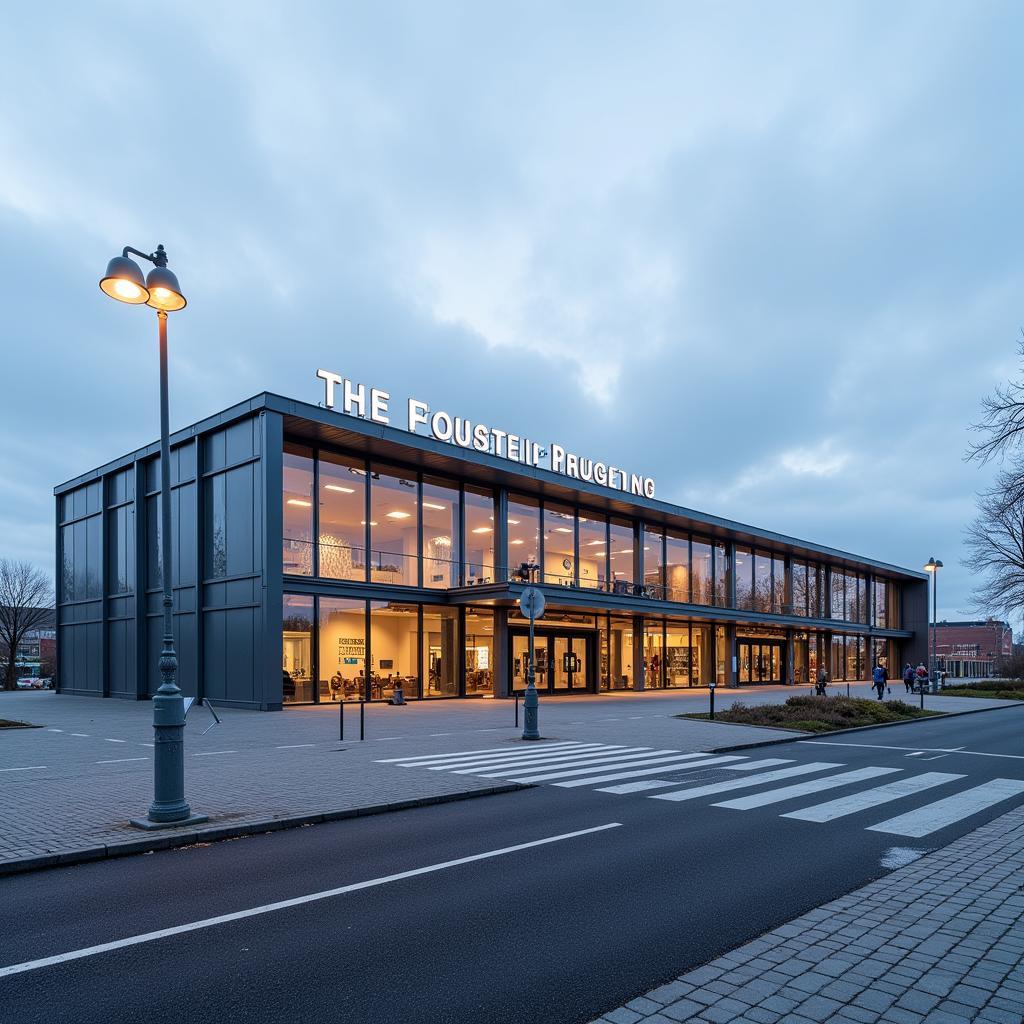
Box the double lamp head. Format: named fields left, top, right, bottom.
left=99, top=244, right=186, bottom=311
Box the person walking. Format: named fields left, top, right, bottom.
left=815, top=665, right=828, bottom=696
left=902, top=662, right=915, bottom=693
left=872, top=663, right=888, bottom=700
left=915, top=662, right=928, bottom=692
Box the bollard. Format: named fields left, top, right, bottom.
left=515, top=694, right=519, bottom=728
left=847, top=683, right=850, bottom=699
left=709, top=682, right=716, bottom=721
left=360, top=699, right=365, bottom=741
left=920, top=686, right=924, bottom=712
left=339, top=699, right=344, bottom=741
left=522, top=681, right=540, bottom=740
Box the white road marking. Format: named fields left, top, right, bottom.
left=652, top=762, right=842, bottom=803
left=276, top=744, right=315, bottom=749
left=783, top=773, right=965, bottom=822
left=372, top=737, right=402, bottom=741
left=96, top=758, right=148, bottom=765
left=192, top=750, right=237, bottom=757
left=46, top=729, right=62, bottom=732
left=552, top=756, right=746, bottom=788
left=713, top=767, right=901, bottom=810
left=801, top=740, right=1024, bottom=761
left=377, top=742, right=584, bottom=764
left=0, top=822, right=624, bottom=980
left=720, top=758, right=794, bottom=771
left=471, top=748, right=670, bottom=778
left=70, top=733, right=90, bottom=738
left=429, top=732, right=456, bottom=737
left=504, top=752, right=736, bottom=783
left=0, top=766, right=47, bottom=772
left=867, top=779, right=1024, bottom=837
left=103, top=738, right=127, bottom=744
left=422, top=744, right=620, bottom=771
left=596, top=780, right=681, bottom=794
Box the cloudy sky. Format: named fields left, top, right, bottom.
left=2, top=1, right=1022, bottom=622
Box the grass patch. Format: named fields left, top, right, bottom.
left=678, top=695, right=943, bottom=733
left=940, top=680, right=1024, bottom=701
left=0, top=718, right=38, bottom=729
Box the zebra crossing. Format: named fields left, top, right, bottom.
left=377, top=741, right=1024, bottom=838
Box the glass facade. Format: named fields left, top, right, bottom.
left=319, top=451, right=367, bottom=582
left=544, top=504, right=576, bottom=585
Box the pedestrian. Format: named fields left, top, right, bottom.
left=915, top=662, right=928, bottom=692
left=902, top=662, right=915, bottom=693
left=872, top=663, right=888, bottom=700
left=816, top=665, right=828, bottom=696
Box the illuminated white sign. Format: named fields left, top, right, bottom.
left=315, top=369, right=656, bottom=498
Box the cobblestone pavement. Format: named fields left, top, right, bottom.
left=588, top=805, right=1024, bottom=1024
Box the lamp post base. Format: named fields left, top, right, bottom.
left=129, top=813, right=209, bottom=831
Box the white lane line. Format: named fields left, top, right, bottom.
left=103, top=738, right=128, bottom=744
left=276, top=744, right=315, bottom=749
left=467, top=748, right=667, bottom=778
left=867, top=779, right=1024, bottom=837
left=801, top=740, right=1024, bottom=761
left=713, top=767, right=901, bottom=810
left=444, top=747, right=645, bottom=774
left=0, top=766, right=48, bottom=773
left=783, top=773, right=965, bottom=822
left=70, top=733, right=90, bottom=738
left=429, top=733, right=456, bottom=737
left=500, top=752, right=733, bottom=783
left=96, top=758, right=148, bottom=765
left=192, top=751, right=237, bottom=757
left=47, top=729, right=63, bottom=732
left=553, top=756, right=745, bottom=788
left=720, top=758, right=795, bottom=772
left=142, top=743, right=155, bottom=748
left=376, top=742, right=584, bottom=764
left=0, top=822, right=623, bottom=980
left=597, top=780, right=680, bottom=794
left=420, top=744, right=619, bottom=771
left=652, top=762, right=843, bottom=803
left=373, top=737, right=402, bottom=741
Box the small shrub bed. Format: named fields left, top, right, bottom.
left=679, top=695, right=941, bottom=732
left=940, top=680, right=1024, bottom=701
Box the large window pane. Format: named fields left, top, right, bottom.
left=809, top=563, right=823, bottom=617
left=543, top=503, right=576, bottom=586
left=370, top=601, right=419, bottom=701
left=369, top=466, right=418, bottom=586
left=792, top=561, right=808, bottom=616
left=423, top=607, right=459, bottom=696
left=577, top=512, right=607, bottom=590
left=831, top=569, right=845, bottom=620
left=464, top=486, right=495, bottom=585
left=643, top=526, right=664, bottom=598
left=609, top=518, right=633, bottom=594
left=465, top=608, right=494, bottom=695
left=714, top=542, right=729, bottom=607
left=422, top=477, right=460, bottom=589
left=735, top=546, right=753, bottom=610
left=691, top=626, right=713, bottom=685
left=609, top=617, right=634, bottom=688
left=319, top=597, right=366, bottom=701
left=507, top=495, right=540, bottom=579
left=283, top=443, right=314, bottom=576
left=754, top=551, right=772, bottom=613
left=644, top=619, right=664, bottom=688
left=665, top=531, right=689, bottom=603
left=319, top=452, right=367, bottom=582
left=773, top=555, right=786, bottom=613
left=665, top=623, right=690, bottom=687
left=692, top=537, right=713, bottom=606
left=282, top=594, right=314, bottom=704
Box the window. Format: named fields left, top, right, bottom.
left=773, top=555, right=786, bottom=613
left=423, top=607, right=459, bottom=697
left=831, top=570, right=845, bottom=620
left=792, top=561, right=808, bottom=616
left=544, top=504, right=576, bottom=585
left=809, top=563, right=823, bottom=617
left=713, top=542, right=729, bottom=607
left=507, top=495, right=541, bottom=578
left=644, top=619, right=664, bottom=687
left=282, top=594, right=314, bottom=704
left=874, top=579, right=888, bottom=629
left=692, top=537, right=713, bottom=605
left=577, top=512, right=607, bottom=591
left=643, top=526, right=664, bottom=597
left=107, top=506, right=134, bottom=595
left=283, top=444, right=314, bottom=576
left=464, top=486, right=495, bottom=584
left=609, top=518, right=633, bottom=593
left=466, top=609, right=494, bottom=695
left=370, top=601, right=418, bottom=701
left=665, top=624, right=690, bottom=687
left=735, top=546, right=753, bottom=610
left=319, top=597, right=366, bottom=701
left=754, top=551, right=772, bottom=613
left=369, top=466, right=418, bottom=587
left=665, top=531, right=689, bottom=603
left=319, top=452, right=367, bottom=582
left=422, top=478, right=460, bottom=589
left=609, top=617, right=634, bottom=688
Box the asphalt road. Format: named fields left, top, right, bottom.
left=2, top=709, right=1022, bottom=1024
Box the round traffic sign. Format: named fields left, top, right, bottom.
left=518, top=587, right=546, bottom=620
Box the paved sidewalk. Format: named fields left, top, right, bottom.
left=588, top=805, right=1024, bottom=1024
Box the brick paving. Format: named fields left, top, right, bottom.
left=588, top=805, right=1024, bottom=1024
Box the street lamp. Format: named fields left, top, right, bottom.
left=924, top=557, right=944, bottom=693
left=100, top=244, right=206, bottom=829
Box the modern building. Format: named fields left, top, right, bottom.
left=54, top=388, right=929, bottom=710
left=932, top=619, right=1012, bottom=679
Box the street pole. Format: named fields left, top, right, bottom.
left=932, top=569, right=938, bottom=691
left=523, top=607, right=540, bottom=739
left=132, top=311, right=205, bottom=827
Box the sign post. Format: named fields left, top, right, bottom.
left=518, top=587, right=545, bottom=740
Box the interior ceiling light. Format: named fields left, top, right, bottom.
left=286, top=499, right=312, bottom=507
left=471, top=526, right=492, bottom=534
left=386, top=511, right=412, bottom=519
left=360, top=520, right=378, bottom=526
left=554, top=527, right=572, bottom=533
left=324, top=484, right=355, bottom=494
left=422, top=502, right=447, bottom=511
left=510, top=539, right=524, bottom=545
left=507, top=518, right=520, bottom=525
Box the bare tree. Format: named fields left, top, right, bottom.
left=962, top=471, right=1024, bottom=618
left=0, top=559, right=53, bottom=691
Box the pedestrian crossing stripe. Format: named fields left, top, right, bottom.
left=378, top=744, right=1024, bottom=837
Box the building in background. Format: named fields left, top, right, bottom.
left=53, top=392, right=929, bottom=709
left=934, top=619, right=1012, bottom=679
left=3, top=607, right=56, bottom=679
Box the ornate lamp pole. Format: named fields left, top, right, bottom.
left=99, top=245, right=207, bottom=829
left=923, top=557, right=943, bottom=692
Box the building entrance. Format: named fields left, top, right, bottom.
left=738, top=640, right=785, bottom=685
left=511, top=630, right=593, bottom=693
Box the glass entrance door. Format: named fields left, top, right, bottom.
left=738, top=641, right=785, bottom=684
left=512, top=631, right=593, bottom=693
